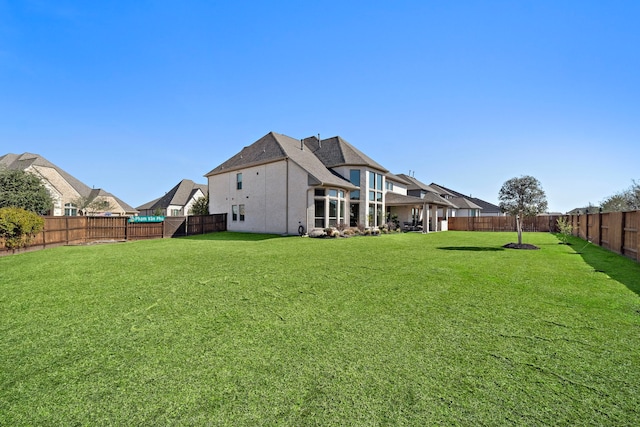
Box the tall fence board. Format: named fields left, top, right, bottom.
left=1, top=213, right=227, bottom=255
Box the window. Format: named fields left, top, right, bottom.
left=64, top=203, right=77, bottom=216
left=350, top=169, right=360, bottom=186
left=314, top=187, right=347, bottom=228
left=171, top=209, right=180, bottom=216
left=239, top=204, right=245, bottom=221
left=236, top=173, right=243, bottom=190
left=315, top=199, right=325, bottom=227
left=232, top=205, right=238, bottom=221
left=350, top=190, right=360, bottom=200
left=386, top=181, right=394, bottom=191
left=366, top=171, right=384, bottom=227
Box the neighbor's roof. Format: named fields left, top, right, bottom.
left=205, top=132, right=356, bottom=190
left=396, top=174, right=441, bottom=193
left=1, top=152, right=93, bottom=197
left=89, top=188, right=138, bottom=213
left=449, top=196, right=483, bottom=210
left=303, top=135, right=389, bottom=173
left=430, top=183, right=501, bottom=213
left=137, top=179, right=207, bottom=210
left=1, top=152, right=137, bottom=213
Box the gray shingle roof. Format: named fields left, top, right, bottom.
left=430, top=183, right=501, bottom=213
left=396, top=174, right=441, bottom=193
left=136, top=179, right=206, bottom=210
left=385, top=191, right=456, bottom=207
left=303, top=136, right=389, bottom=172
left=449, top=196, right=483, bottom=210
left=1, top=152, right=93, bottom=197
left=1, top=152, right=137, bottom=213
left=206, top=132, right=356, bottom=189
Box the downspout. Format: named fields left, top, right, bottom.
left=286, top=158, right=289, bottom=235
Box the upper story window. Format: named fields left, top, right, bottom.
left=386, top=181, right=394, bottom=191
left=350, top=169, right=361, bottom=187
left=236, top=173, right=243, bottom=190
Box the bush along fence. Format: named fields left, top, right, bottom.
left=448, top=211, right=640, bottom=262
left=0, top=214, right=227, bottom=255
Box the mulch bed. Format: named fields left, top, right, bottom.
left=502, top=243, right=540, bottom=250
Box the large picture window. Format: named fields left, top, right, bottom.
left=367, top=171, right=384, bottom=228
left=314, top=188, right=347, bottom=228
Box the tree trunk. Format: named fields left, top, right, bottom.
left=516, top=213, right=523, bottom=245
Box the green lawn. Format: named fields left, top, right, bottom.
left=1, top=231, right=639, bottom=425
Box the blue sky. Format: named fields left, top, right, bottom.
left=1, top=0, right=638, bottom=213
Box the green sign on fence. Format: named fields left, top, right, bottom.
left=128, top=216, right=165, bottom=223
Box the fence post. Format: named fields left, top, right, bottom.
left=621, top=211, right=626, bottom=256
left=598, top=210, right=602, bottom=246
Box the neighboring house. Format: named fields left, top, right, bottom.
left=205, top=131, right=455, bottom=235
left=137, top=179, right=208, bottom=216
left=0, top=152, right=137, bottom=216
left=429, top=183, right=504, bottom=217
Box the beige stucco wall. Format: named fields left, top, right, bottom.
left=209, top=160, right=312, bottom=234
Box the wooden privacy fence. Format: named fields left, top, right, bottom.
left=448, top=212, right=640, bottom=262
left=448, top=215, right=561, bottom=233
left=1, top=214, right=227, bottom=254
left=567, top=211, right=639, bottom=262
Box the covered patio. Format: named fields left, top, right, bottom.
left=385, top=192, right=457, bottom=232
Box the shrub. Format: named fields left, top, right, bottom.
left=0, top=207, right=45, bottom=250
left=556, top=217, right=573, bottom=244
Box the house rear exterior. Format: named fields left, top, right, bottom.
left=205, top=132, right=456, bottom=235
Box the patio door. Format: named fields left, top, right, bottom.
left=350, top=203, right=359, bottom=227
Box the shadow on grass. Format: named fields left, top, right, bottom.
left=181, top=232, right=285, bottom=242
left=437, top=246, right=505, bottom=252
left=569, top=236, right=640, bottom=296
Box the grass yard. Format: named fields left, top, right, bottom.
left=1, top=231, right=640, bottom=425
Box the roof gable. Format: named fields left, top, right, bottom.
left=303, top=136, right=389, bottom=173
left=136, top=179, right=206, bottom=210
left=206, top=132, right=355, bottom=189
left=205, top=132, right=288, bottom=176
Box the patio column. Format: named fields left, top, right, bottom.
left=431, top=204, right=438, bottom=231
left=423, top=202, right=429, bottom=233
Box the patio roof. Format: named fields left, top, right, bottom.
left=386, top=192, right=456, bottom=207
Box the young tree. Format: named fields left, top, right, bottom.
left=188, top=195, right=209, bottom=215
left=71, top=195, right=115, bottom=216
left=498, top=175, right=548, bottom=246
left=0, top=168, right=53, bottom=214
